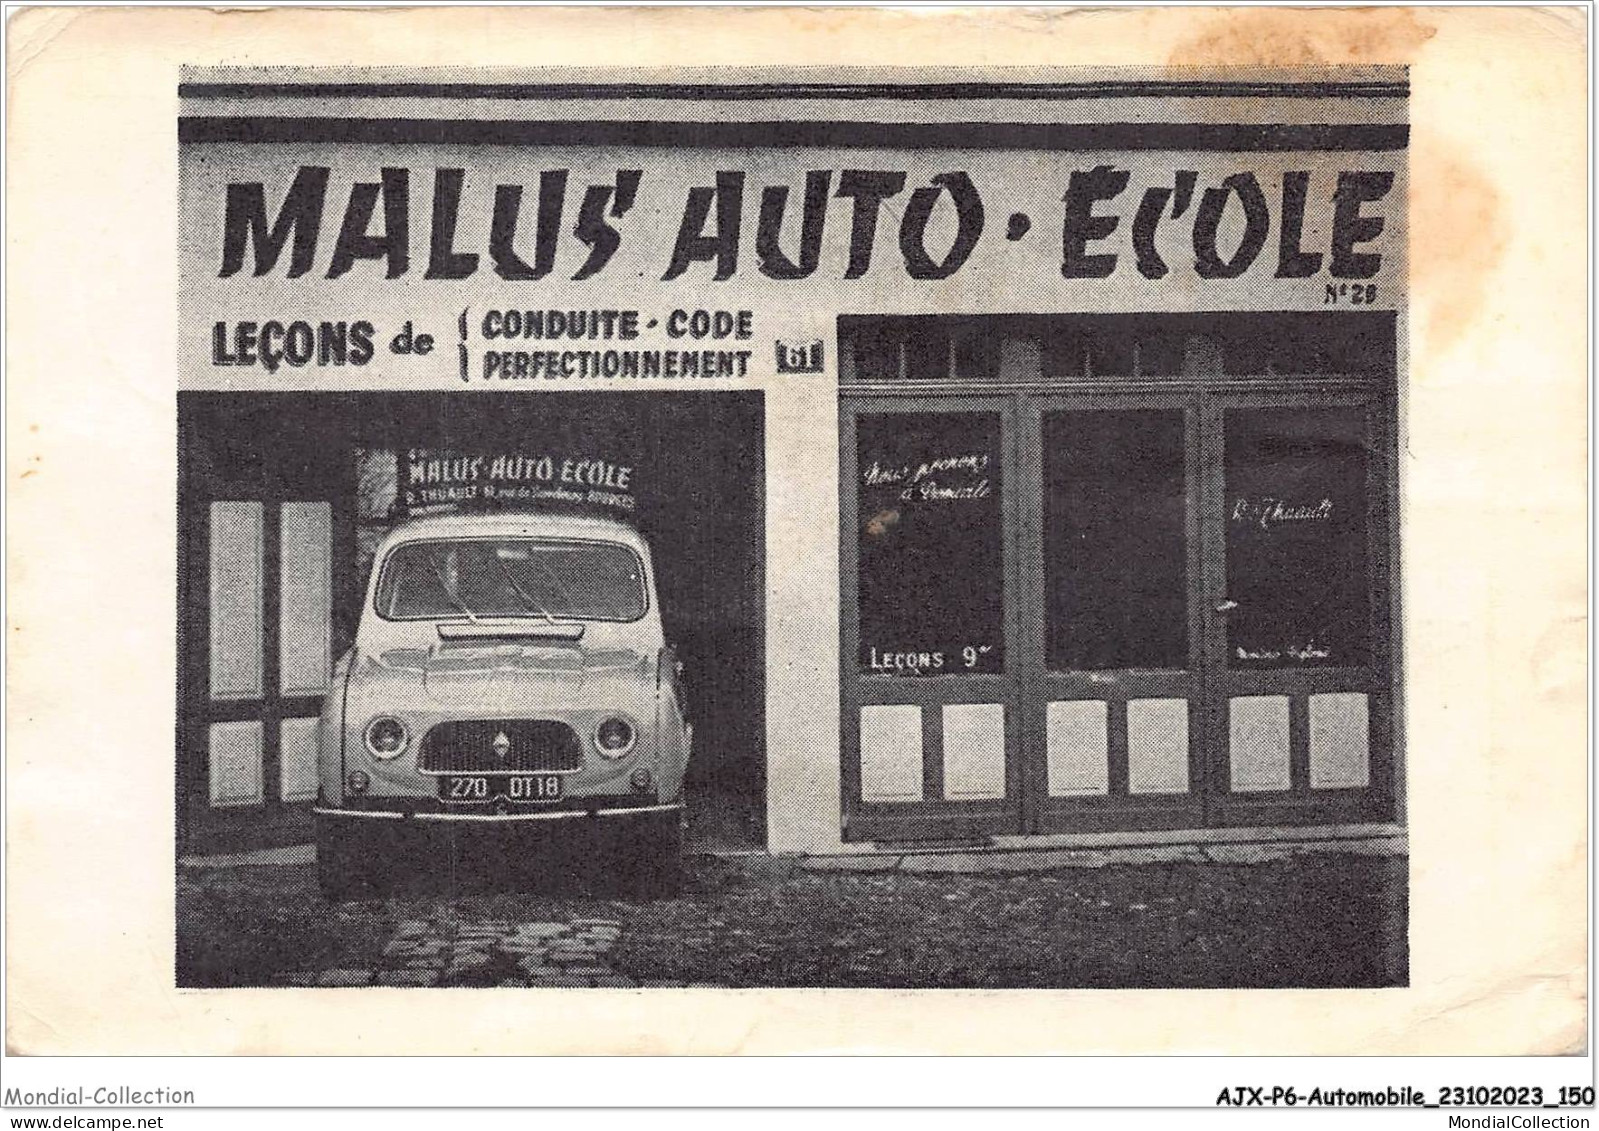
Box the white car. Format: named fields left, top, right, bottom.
left=312, top=511, right=691, bottom=898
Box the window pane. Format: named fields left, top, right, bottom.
left=1044, top=410, right=1188, bottom=670
left=952, top=332, right=999, bottom=382
left=1224, top=407, right=1371, bottom=669
left=903, top=327, right=952, bottom=380
left=857, top=412, right=1003, bottom=675
left=849, top=322, right=900, bottom=381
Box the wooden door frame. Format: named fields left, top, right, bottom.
left=1197, top=389, right=1397, bottom=827
left=839, top=394, right=1025, bottom=842
left=178, top=490, right=358, bottom=853
left=1017, top=392, right=1209, bottom=833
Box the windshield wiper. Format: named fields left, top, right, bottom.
left=529, top=555, right=584, bottom=620
left=492, top=553, right=561, bottom=628
left=428, top=554, right=480, bottom=623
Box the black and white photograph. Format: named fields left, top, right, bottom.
left=4, top=3, right=1588, bottom=1086
left=174, top=63, right=1407, bottom=993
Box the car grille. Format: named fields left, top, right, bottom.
left=418, top=720, right=582, bottom=773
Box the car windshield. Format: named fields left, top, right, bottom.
left=376, top=538, right=647, bottom=622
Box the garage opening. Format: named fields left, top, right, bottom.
left=178, top=391, right=766, bottom=853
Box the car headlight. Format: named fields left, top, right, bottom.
left=364, top=716, right=409, bottom=759
left=594, top=717, right=636, bottom=758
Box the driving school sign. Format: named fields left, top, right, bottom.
left=212, top=163, right=1395, bottom=287
left=399, top=448, right=636, bottom=514
left=180, top=148, right=1405, bottom=377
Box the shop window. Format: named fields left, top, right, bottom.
left=1088, top=330, right=1137, bottom=377
left=1132, top=329, right=1188, bottom=377
left=1224, top=406, right=1371, bottom=668
left=857, top=412, right=1004, bottom=675
left=1041, top=327, right=1089, bottom=380
left=1220, top=313, right=1395, bottom=376
left=1044, top=410, right=1188, bottom=670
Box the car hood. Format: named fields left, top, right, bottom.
left=372, top=640, right=650, bottom=708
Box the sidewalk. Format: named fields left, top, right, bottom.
left=180, top=826, right=1406, bottom=872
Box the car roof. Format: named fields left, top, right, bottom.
left=375, top=511, right=650, bottom=554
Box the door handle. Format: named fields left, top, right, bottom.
left=1214, top=600, right=1238, bottom=613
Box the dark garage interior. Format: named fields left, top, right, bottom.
left=178, top=390, right=765, bottom=853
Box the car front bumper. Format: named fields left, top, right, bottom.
left=311, top=799, right=683, bottom=824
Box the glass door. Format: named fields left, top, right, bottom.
left=842, top=388, right=1396, bottom=842
left=1200, top=394, right=1396, bottom=825
left=1020, top=396, right=1206, bottom=832
left=840, top=398, right=1024, bottom=841
left=1017, top=390, right=1394, bottom=832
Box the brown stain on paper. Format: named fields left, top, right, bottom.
left=1167, top=8, right=1505, bottom=358
left=1164, top=7, right=1437, bottom=67
left=1408, top=140, right=1506, bottom=359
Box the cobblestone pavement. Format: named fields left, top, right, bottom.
left=277, top=912, right=679, bottom=988
left=181, top=840, right=1406, bottom=989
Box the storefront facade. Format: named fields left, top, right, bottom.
left=838, top=312, right=1397, bottom=841
left=177, top=68, right=1406, bottom=854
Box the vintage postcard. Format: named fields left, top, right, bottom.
left=5, top=6, right=1587, bottom=1063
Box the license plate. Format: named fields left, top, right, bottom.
left=439, top=774, right=564, bottom=803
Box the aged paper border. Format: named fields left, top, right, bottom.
left=6, top=5, right=1588, bottom=1055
